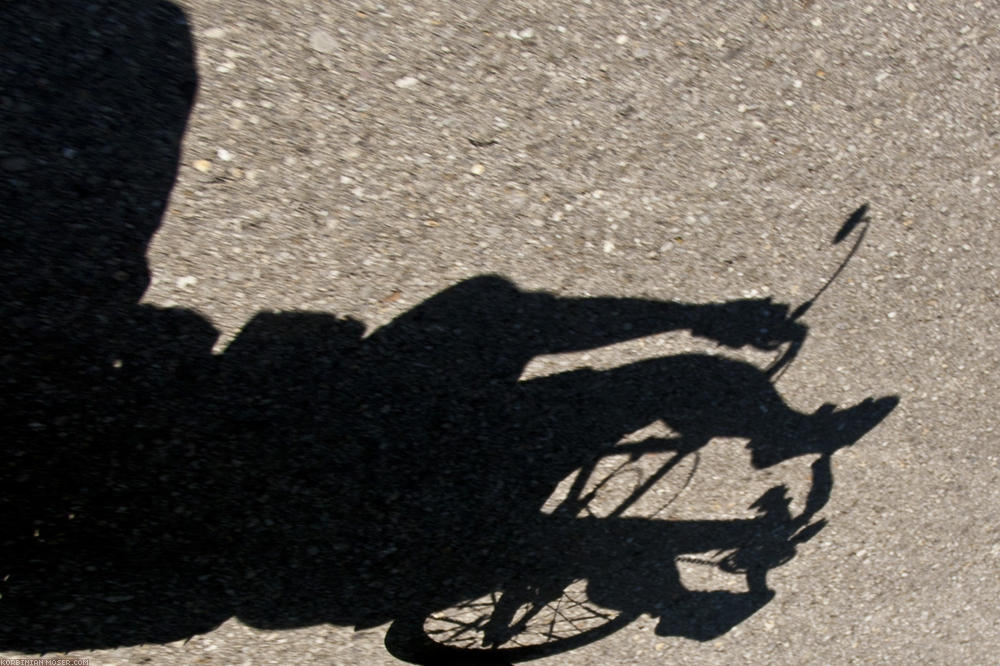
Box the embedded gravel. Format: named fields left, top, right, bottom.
left=2, top=1, right=999, bottom=665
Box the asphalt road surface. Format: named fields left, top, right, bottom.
left=2, top=1, right=998, bottom=664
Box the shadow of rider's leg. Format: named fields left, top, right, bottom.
left=520, top=354, right=895, bottom=471
left=515, top=354, right=808, bottom=464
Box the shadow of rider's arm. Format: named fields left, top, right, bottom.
left=363, top=276, right=805, bottom=383
left=527, top=291, right=804, bottom=355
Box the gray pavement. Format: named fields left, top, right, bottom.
left=2, top=0, right=998, bottom=664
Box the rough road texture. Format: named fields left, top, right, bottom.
left=1, top=1, right=997, bottom=664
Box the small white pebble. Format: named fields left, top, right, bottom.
left=203, top=27, right=227, bottom=39
left=615, top=34, right=629, bottom=45
left=603, top=240, right=615, bottom=253
left=217, top=148, right=233, bottom=161
left=811, top=17, right=822, bottom=27
left=394, top=75, right=420, bottom=89
left=470, top=163, right=486, bottom=176
left=176, top=276, right=198, bottom=289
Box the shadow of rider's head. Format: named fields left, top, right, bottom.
left=1, top=0, right=197, bottom=326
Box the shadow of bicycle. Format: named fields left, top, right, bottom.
left=0, top=1, right=898, bottom=663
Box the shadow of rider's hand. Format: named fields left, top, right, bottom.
left=691, top=298, right=806, bottom=350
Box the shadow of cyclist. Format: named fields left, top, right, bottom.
left=0, top=0, right=898, bottom=661
left=217, top=276, right=896, bottom=645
